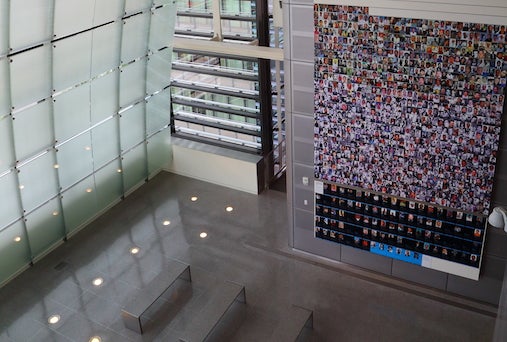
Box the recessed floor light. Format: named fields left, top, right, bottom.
left=89, top=336, right=101, bottom=342
left=190, top=196, right=198, bottom=202
left=48, top=315, right=60, bottom=324
left=199, top=232, right=207, bottom=238
left=130, top=247, right=140, bottom=255
left=92, top=277, right=104, bottom=286
left=163, top=220, right=171, bottom=226
left=13, top=236, right=21, bottom=242
left=225, top=206, right=234, bottom=212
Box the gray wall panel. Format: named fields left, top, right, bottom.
left=292, top=89, right=314, bottom=115
left=290, top=5, right=314, bottom=34
left=291, top=35, right=314, bottom=62
left=447, top=256, right=506, bottom=304
left=293, top=186, right=314, bottom=212
left=392, top=260, right=448, bottom=290
left=293, top=139, right=313, bottom=165
left=293, top=163, right=314, bottom=189
left=293, top=114, right=314, bottom=141
left=485, top=228, right=507, bottom=259
left=292, top=62, right=313, bottom=88
left=294, top=225, right=342, bottom=261
left=341, top=245, right=393, bottom=275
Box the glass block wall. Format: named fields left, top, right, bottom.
left=0, top=0, right=176, bottom=285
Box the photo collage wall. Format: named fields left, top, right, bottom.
left=313, top=4, right=506, bottom=279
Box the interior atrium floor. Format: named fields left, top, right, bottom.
left=0, top=172, right=498, bottom=341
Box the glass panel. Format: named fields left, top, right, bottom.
left=91, top=71, right=118, bottom=125
left=18, top=151, right=59, bottom=213
left=146, top=89, right=170, bottom=135
left=56, top=133, right=94, bottom=190
left=10, top=44, right=51, bottom=109
left=120, top=102, right=145, bottom=151
left=61, top=175, right=97, bottom=233
left=53, top=84, right=91, bottom=143
left=147, top=128, right=171, bottom=176
left=146, top=49, right=172, bottom=95
left=13, top=100, right=53, bottom=161
left=0, top=221, right=31, bottom=285
left=125, top=0, right=152, bottom=15
left=53, top=31, right=93, bottom=92
left=94, top=160, right=123, bottom=210
left=91, top=117, right=120, bottom=168
left=122, top=143, right=147, bottom=192
left=0, top=1, right=8, bottom=55
left=149, top=5, right=176, bottom=52
left=9, top=0, right=53, bottom=51
left=0, top=116, right=15, bottom=173
left=121, top=12, right=149, bottom=63
left=53, top=0, right=95, bottom=38
left=119, top=60, right=146, bottom=107
left=91, top=22, right=121, bottom=78
left=25, top=197, right=64, bottom=258
left=0, top=171, right=22, bottom=228
left=93, top=0, right=123, bottom=26
left=0, top=59, right=9, bottom=117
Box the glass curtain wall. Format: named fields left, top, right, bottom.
left=0, top=0, right=176, bottom=285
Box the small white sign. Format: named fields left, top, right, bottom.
left=314, top=180, right=324, bottom=194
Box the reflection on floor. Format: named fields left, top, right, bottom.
left=0, top=172, right=498, bottom=341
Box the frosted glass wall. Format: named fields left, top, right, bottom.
left=0, top=0, right=176, bottom=285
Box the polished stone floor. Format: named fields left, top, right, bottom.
left=0, top=172, right=500, bottom=341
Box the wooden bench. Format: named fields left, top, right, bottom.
left=271, top=305, right=313, bottom=342
left=121, top=260, right=191, bottom=334
left=178, top=280, right=246, bottom=341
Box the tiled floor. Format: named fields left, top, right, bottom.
left=0, top=172, right=500, bottom=341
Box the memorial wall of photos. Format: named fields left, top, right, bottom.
left=313, top=4, right=506, bottom=279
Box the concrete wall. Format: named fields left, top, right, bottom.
left=285, top=0, right=507, bottom=305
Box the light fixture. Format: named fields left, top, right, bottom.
left=48, top=315, right=60, bottom=324
left=488, top=207, right=507, bottom=233
left=225, top=206, right=233, bottom=212
left=191, top=196, right=198, bottom=202
left=89, top=336, right=101, bottom=342
left=86, top=188, right=93, bottom=193
left=117, top=168, right=122, bottom=173
left=85, top=146, right=92, bottom=151
left=162, top=220, right=171, bottom=226
left=92, top=277, right=104, bottom=286
left=199, top=232, right=207, bottom=238
left=130, top=247, right=140, bottom=255
left=18, top=184, right=24, bottom=190
left=53, top=164, right=59, bottom=169
left=13, top=236, right=21, bottom=242
left=52, top=211, right=59, bottom=216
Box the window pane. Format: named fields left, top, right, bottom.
left=13, top=101, right=53, bottom=161
left=147, top=128, right=171, bottom=176
left=0, top=1, right=8, bottom=55
left=94, top=160, right=123, bottom=210
left=0, top=116, right=15, bottom=173
left=57, top=133, right=94, bottom=190
left=0, top=221, right=31, bottom=284
left=54, top=0, right=95, bottom=38
left=120, top=102, right=145, bottom=151
left=120, top=60, right=146, bottom=107
left=61, top=176, right=97, bottom=233
left=146, top=89, right=170, bottom=135
left=91, top=22, right=121, bottom=78
left=122, top=144, right=147, bottom=192
left=53, top=31, right=93, bottom=91
left=25, top=197, right=64, bottom=258
left=91, top=71, right=118, bottom=125
left=125, top=0, right=152, bottom=15
left=121, top=13, right=149, bottom=63
left=18, top=151, right=59, bottom=213
left=54, top=85, right=91, bottom=143
left=10, top=44, right=51, bottom=109
left=93, top=0, right=123, bottom=26
left=0, top=171, right=22, bottom=228
left=91, top=117, right=120, bottom=168
left=9, top=0, right=53, bottom=51
left=149, top=4, right=176, bottom=51
left=146, top=49, right=172, bottom=95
